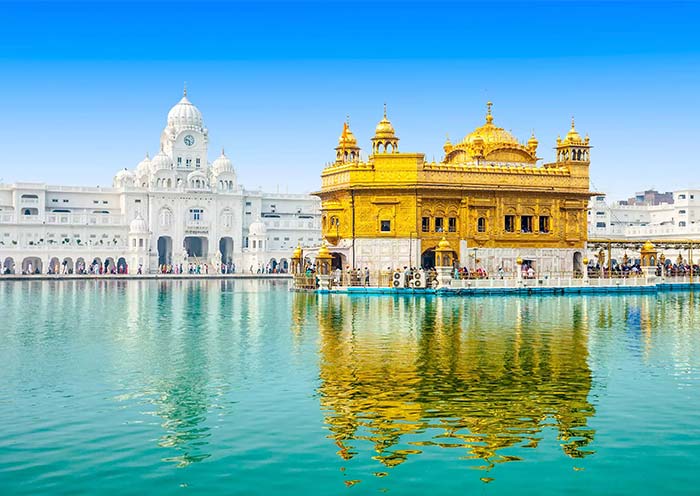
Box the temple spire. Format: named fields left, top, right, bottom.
left=486, top=101, right=493, bottom=124
left=183, top=81, right=187, bottom=97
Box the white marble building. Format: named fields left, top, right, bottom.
left=588, top=190, right=700, bottom=240
left=0, top=90, right=321, bottom=275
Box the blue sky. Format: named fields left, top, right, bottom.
left=0, top=0, right=699, bottom=199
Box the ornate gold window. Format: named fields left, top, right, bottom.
left=477, top=217, right=486, bottom=233
left=505, top=215, right=515, bottom=233
left=448, top=217, right=457, bottom=232
left=380, top=220, right=391, bottom=232
left=421, top=217, right=430, bottom=232
left=521, top=216, right=533, bottom=233
left=539, top=216, right=550, bottom=233
left=435, top=218, right=444, bottom=233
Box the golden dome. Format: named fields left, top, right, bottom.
left=463, top=102, right=518, bottom=147
left=338, top=122, right=358, bottom=147
left=317, top=242, right=332, bottom=259
left=641, top=240, right=656, bottom=252
left=292, top=245, right=303, bottom=259
left=437, top=237, right=452, bottom=250
left=565, top=117, right=582, bottom=143
left=527, top=132, right=539, bottom=148
left=374, top=104, right=396, bottom=138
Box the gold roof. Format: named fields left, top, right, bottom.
left=292, top=245, right=303, bottom=258
left=337, top=122, right=358, bottom=148
left=443, top=102, right=537, bottom=165
left=374, top=104, right=396, bottom=139
left=564, top=117, right=583, bottom=143
left=436, top=236, right=452, bottom=251
left=462, top=102, right=519, bottom=147
left=317, top=242, right=332, bottom=259
left=641, top=240, right=656, bottom=252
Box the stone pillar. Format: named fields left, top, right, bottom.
left=582, top=257, right=589, bottom=282
left=516, top=257, right=523, bottom=283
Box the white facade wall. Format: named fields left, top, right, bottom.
left=0, top=93, right=320, bottom=274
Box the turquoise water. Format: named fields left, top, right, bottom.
left=1, top=280, right=699, bottom=495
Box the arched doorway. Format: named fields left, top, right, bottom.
left=219, top=237, right=234, bottom=264
left=117, top=257, right=128, bottom=274
left=62, top=257, right=74, bottom=274
left=421, top=248, right=436, bottom=269
left=75, top=258, right=86, bottom=274
left=48, top=257, right=60, bottom=274
left=92, top=257, right=102, bottom=273
left=279, top=258, right=289, bottom=273
left=105, top=257, right=116, bottom=273
left=3, top=257, right=15, bottom=274
left=22, top=257, right=42, bottom=274
left=184, top=236, right=208, bottom=258
left=157, top=236, right=173, bottom=265
left=269, top=258, right=278, bottom=272
left=573, top=251, right=582, bottom=275
left=330, top=252, right=346, bottom=270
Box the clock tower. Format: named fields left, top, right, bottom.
left=160, top=86, right=209, bottom=171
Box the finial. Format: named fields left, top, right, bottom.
left=445, top=132, right=451, bottom=143
left=486, top=101, right=493, bottom=124
left=346, top=114, right=350, bottom=126
left=221, top=147, right=225, bottom=156
left=383, top=102, right=387, bottom=119
left=146, top=151, right=150, bottom=159
left=571, top=115, right=575, bottom=129
left=183, top=81, right=187, bottom=97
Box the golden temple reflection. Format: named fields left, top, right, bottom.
left=298, top=294, right=596, bottom=476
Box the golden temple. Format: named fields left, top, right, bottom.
left=316, top=103, right=593, bottom=273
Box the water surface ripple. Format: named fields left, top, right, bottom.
left=1, top=280, right=699, bottom=495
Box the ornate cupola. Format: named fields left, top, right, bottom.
left=555, top=117, right=591, bottom=163
left=334, top=120, right=361, bottom=164
left=371, top=104, right=400, bottom=154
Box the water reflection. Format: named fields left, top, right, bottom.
left=305, top=295, right=596, bottom=475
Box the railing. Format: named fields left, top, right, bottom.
left=185, top=220, right=209, bottom=232
left=293, top=274, right=317, bottom=289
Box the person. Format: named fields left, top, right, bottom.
left=403, top=266, right=410, bottom=288
left=364, top=267, right=370, bottom=286
left=527, top=265, right=535, bottom=279
left=498, top=266, right=504, bottom=279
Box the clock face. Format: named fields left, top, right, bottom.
left=184, top=135, right=195, bottom=146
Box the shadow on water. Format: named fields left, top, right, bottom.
left=295, top=293, right=597, bottom=480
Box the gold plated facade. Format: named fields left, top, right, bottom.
left=316, top=103, right=593, bottom=269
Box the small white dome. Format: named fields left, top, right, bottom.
left=114, top=168, right=135, bottom=187
left=248, top=219, right=267, bottom=236
left=150, top=150, right=172, bottom=171
left=167, top=94, right=203, bottom=131
left=136, top=153, right=151, bottom=175
left=129, top=213, right=149, bottom=233
left=211, top=148, right=234, bottom=174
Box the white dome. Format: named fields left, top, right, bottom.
left=136, top=153, right=151, bottom=175
left=114, top=168, right=135, bottom=187
left=248, top=219, right=267, bottom=236
left=212, top=149, right=234, bottom=174
left=150, top=150, right=172, bottom=171
left=167, top=95, right=203, bottom=131
left=129, top=214, right=149, bottom=233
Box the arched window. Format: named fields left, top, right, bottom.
left=477, top=217, right=486, bottom=233
left=159, top=208, right=173, bottom=228
left=221, top=209, right=234, bottom=229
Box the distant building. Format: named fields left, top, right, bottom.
left=588, top=190, right=700, bottom=240
left=619, top=189, right=674, bottom=206
left=0, top=89, right=321, bottom=275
